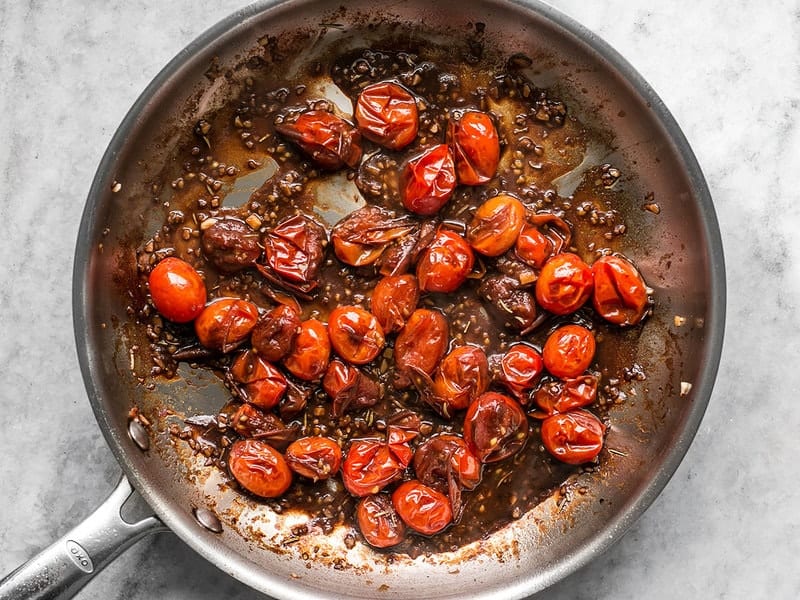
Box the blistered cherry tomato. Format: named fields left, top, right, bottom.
left=463, top=392, right=529, bottom=463
left=432, top=345, right=490, bottom=414
left=194, top=298, right=259, bottom=352
left=148, top=257, right=207, bottom=323
left=322, top=359, right=380, bottom=417
left=285, top=436, right=342, bottom=481
left=283, top=319, right=331, bottom=381
left=228, top=439, right=292, bottom=498
left=201, top=217, right=261, bottom=273
left=331, top=205, right=415, bottom=267
left=230, top=403, right=291, bottom=447
left=413, top=434, right=482, bottom=491
left=466, top=194, right=526, bottom=257
left=357, top=494, right=407, bottom=548
left=416, top=228, right=474, bottom=293
left=328, top=306, right=385, bottom=365
left=251, top=304, right=301, bottom=362
left=262, top=214, right=327, bottom=287
left=496, top=343, right=544, bottom=401
left=592, top=255, right=649, bottom=326
left=541, top=409, right=606, bottom=465
left=401, top=144, right=457, bottom=215
left=532, top=375, right=598, bottom=417
left=342, top=438, right=405, bottom=497
left=515, top=225, right=554, bottom=269
left=394, top=309, right=449, bottom=384
left=274, top=110, right=362, bottom=170
left=542, top=324, right=596, bottom=378
left=230, top=350, right=287, bottom=410
left=448, top=110, right=500, bottom=185
left=392, top=480, right=453, bottom=535
left=535, top=253, right=594, bottom=315
left=355, top=81, right=419, bottom=150
left=370, top=274, right=419, bottom=334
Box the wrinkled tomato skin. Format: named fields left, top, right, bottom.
left=392, top=480, right=453, bottom=535
left=432, top=345, right=490, bottom=412
left=394, top=309, right=449, bottom=384
left=401, top=144, right=457, bottom=215
left=328, top=306, right=385, bottom=365
left=322, top=359, right=380, bottom=417
left=467, top=194, right=526, bottom=257
left=148, top=257, right=207, bottom=323
left=357, top=494, right=406, bottom=548
left=355, top=81, right=419, bottom=150
left=285, top=436, right=342, bottom=481
left=228, top=439, right=293, bottom=498
left=263, top=214, right=327, bottom=286
left=542, top=324, right=596, bottom=379
left=497, top=343, right=544, bottom=402
left=533, top=375, right=598, bottom=417
left=371, top=274, right=419, bottom=334
left=194, top=298, right=259, bottom=352
left=342, top=438, right=404, bottom=496
left=463, top=392, right=529, bottom=463
left=541, top=409, right=606, bottom=465
left=283, top=319, right=331, bottom=381
left=274, top=110, right=362, bottom=170
left=592, top=255, right=649, bottom=326
left=230, top=351, right=287, bottom=410
left=251, top=304, right=301, bottom=362
left=535, top=253, right=594, bottom=315
left=413, top=434, right=482, bottom=490
left=416, top=228, right=475, bottom=293
left=515, top=225, right=554, bottom=269
left=448, top=110, right=500, bottom=186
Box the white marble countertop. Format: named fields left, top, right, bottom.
left=1, top=1, right=798, bottom=598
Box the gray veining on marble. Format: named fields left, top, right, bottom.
left=1, top=1, right=799, bottom=599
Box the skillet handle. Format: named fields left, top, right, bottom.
left=0, top=475, right=166, bottom=600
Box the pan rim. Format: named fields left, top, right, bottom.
left=73, top=0, right=726, bottom=597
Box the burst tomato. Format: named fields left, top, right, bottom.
left=392, top=480, right=453, bottom=535
left=448, top=110, right=500, bottom=185
left=250, top=304, right=301, bottom=362
left=535, top=253, right=594, bottom=315
left=274, top=110, right=362, bottom=170
left=355, top=81, right=419, bottom=150
left=496, top=343, right=544, bottom=402
left=416, top=228, right=474, bottom=293
left=394, top=308, right=449, bottom=385
left=401, top=144, right=456, bottom=215
left=370, top=274, right=419, bottom=334
left=532, top=375, right=598, bottom=417
left=463, top=392, right=529, bottom=463
left=592, top=254, right=649, bottom=326
left=542, top=324, right=596, bottom=378
left=228, top=439, right=292, bottom=498
left=194, top=298, right=259, bottom=352
left=467, top=194, right=526, bottom=257
left=283, top=319, right=331, bottom=381
left=285, top=436, right=342, bottom=481
left=541, top=409, right=606, bottom=465
left=357, top=494, right=406, bottom=548
left=230, top=350, right=287, bottom=410
left=431, top=345, right=490, bottom=414
left=328, top=306, right=385, bottom=365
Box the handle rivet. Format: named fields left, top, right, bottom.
left=128, top=419, right=150, bottom=452
left=193, top=507, right=223, bottom=533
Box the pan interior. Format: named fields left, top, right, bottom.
left=75, top=0, right=723, bottom=598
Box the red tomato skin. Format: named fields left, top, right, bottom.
left=466, top=194, right=526, bottom=257
left=228, top=439, right=292, bottom=498
left=463, top=392, right=529, bottom=463
left=401, top=144, right=457, bottom=215
left=448, top=110, right=500, bottom=186
left=392, top=480, right=453, bottom=535
left=327, top=306, right=385, bottom=365
left=355, top=81, right=419, bottom=150
left=541, top=409, right=606, bottom=465
left=432, top=345, right=490, bottom=412
left=515, top=225, right=554, bottom=269
left=285, top=436, right=342, bottom=481
left=371, top=274, right=419, bottom=334
left=592, top=255, right=649, bottom=326
left=394, top=308, right=449, bottom=383
left=283, top=319, right=331, bottom=381
left=497, top=343, right=544, bottom=401
left=275, top=110, right=362, bottom=170
left=542, top=324, right=596, bottom=378
left=532, top=375, right=598, bottom=417
left=357, top=494, right=406, bottom=548
left=416, top=228, right=475, bottom=293
left=535, top=253, right=594, bottom=315
left=194, top=298, right=259, bottom=352
left=342, top=438, right=404, bottom=497
left=148, top=257, right=207, bottom=323
left=230, top=351, right=288, bottom=410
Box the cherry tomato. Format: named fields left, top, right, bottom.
left=392, top=480, right=453, bottom=535
left=466, top=194, right=526, bottom=257
left=542, top=324, right=596, bottom=378
left=230, top=403, right=291, bottom=448
left=413, top=434, right=482, bottom=491
left=148, top=257, right=207, bottom=323
left=263, top=214, right=327, bottom=287
left=592, top=255, right=649, bottom=326
left=282, top=319, right=331, bottom=381
left=416, top=228, right=474, bottom=293
left=401, top=144, right=456, bottom=215
left=515, top=224, right=554, bottom=269
left=357, top=494, right=407, bottom=548
left=394, top=309, right=449, bottom=385
left=448, top=110, right=500, bottom=185
left=370, top=274, right=419, bottom=334
left=355, top=81, right=419, bottom=150
left=201, top=217, right=261, bottom=273
left=274, top=110, right=362, bottom=170
left=228, top=439, right=292, bottom=498
left=284, top=436, right=342, bottom=481
left=251, top=304, right=301, bottom=362
left=432, top=345, right=490, bottom=414
left=328, top=306, right=385, bottom=365
left=535, top=253, right=594, bottom=315
left=342, top=438, right=405, bottom=496
left=532, top=375, right=598, bottom=417
left=496, top=343, right=543, bottom=401
left=463, top=392, right=529, bottom=463
left=230, top=350, right=287, bottom=410
left=322, top=359, right=380, bottom=417
left=331, top=205, right=415, bottom=267
left=194, top=298, right=259, bottom=352
left=541, top=409, right=606, bottom=465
